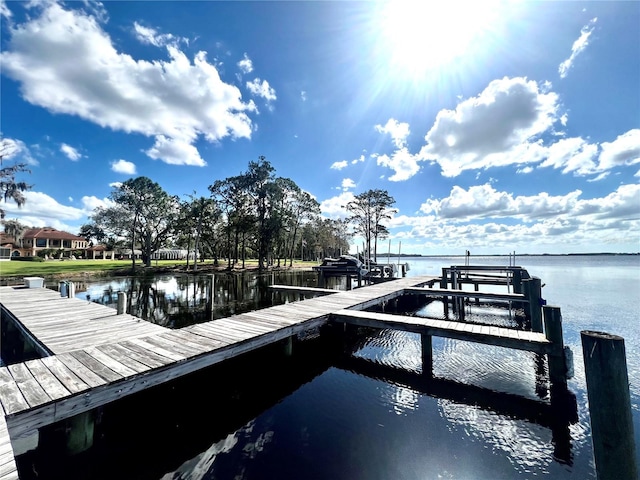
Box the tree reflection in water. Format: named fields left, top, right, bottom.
left=76, top=271, right=343, bottom=329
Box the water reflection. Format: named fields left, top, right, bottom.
left=66, top=271, right=339, bottom=329
left=17, top=330, right=343, bottom=480
left=336, top=352, right=578, bottom=469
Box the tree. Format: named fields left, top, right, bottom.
left=242, top=157, right=277, bottom=271
left=177, top=194, right=220, bottom=271
left=209, top=157, right=317, bottom=271
left=303, top=217, right=350, bottom=261
left=91, top=177, right=179, bottom=270
left=285, top=188, right=320, bottom=266
left=209, top=175, right=251, bottom=269
left=346, top=189, right=396, bottom=263
left=0, top=138, right=31, bottom=220
left=78, top=223, right=106, bottom=247
left=2, top=218, right=28, bottom=246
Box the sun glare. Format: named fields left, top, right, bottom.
left=377, top=1, right=499, bottom=77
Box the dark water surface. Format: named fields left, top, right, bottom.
left=14, top=255, right=640, bottom=479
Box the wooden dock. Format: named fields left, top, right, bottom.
left=0, top=272, right=567, bottom=479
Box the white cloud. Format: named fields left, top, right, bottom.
left=559, top=18, right=597, bottom=79
left=246, top=78, right=277, bottom=102
left=417, top=183, right=639, bottom=229
left=537, top=129, right=640, bottom=177
left=111, top=159, right=137, bottom=175
left=374, top=119, right=426, bottom=181
left=331, top=154, right=367, bottom=171
left=109, top=181, right=123, bottom=188
left=0, top=191, right=114, bottom=232
left=320, top=191, right=354, bottom=219
left=237, top=53, right=253, bottom=74
left=395, top=184, right=639, bottom=254
left=420, top=77, right=559, bottom=177
left=1, top=136, right=38, bottom=165
left=0, top=2, right=257, bottom=166
left=145, top=135, right=205, bottom=166
left=81, top=195, right=114, bottom=212
left=133, top=22, right=179, bottom=47
left=300, top=90, right=307, bottom=102
left=2, top=191, right=87, bottom=221
left=375, top=148, right=423, bottom=181
left=341, top=178, right=356, bottom=191
left=597, top=129, right=640, bottom=171
left=60, top=143, right=82, bottom=161
left=375, top=118, right=410, bottom=149
left=1, top=0, right=12, bottom=19
left=331, top=160, right=348, bottom=170
left=539, top=137, right=598, bottom=175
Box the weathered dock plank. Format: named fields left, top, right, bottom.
left=24, top=359, right=71, bottom=402
left=0, top=414, right=18, bottom=480
left=39, top=356, right=90, bottom=394
left=0, top=286, right=168, bottom=355
left=67, top=350, right=122, bottom=383
left=116, top=341, right=174, bottom=368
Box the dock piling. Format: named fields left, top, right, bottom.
left=421, top=334, right=433, bottom=377
left=543, top=306, right=567, bottom=390
left=581, top=331, right=638, bottom=480
left=523, top=278, right=543, bottom=332
left=117, top=291, right=127, bottom=315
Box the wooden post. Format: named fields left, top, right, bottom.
left=581, top=331, right=638, bottom=480
left=67, top=281, right=75, bottom=299
left=318, top=271, right=325, bottom=288
left=209, top=274, right=215, bottom=320
left=523, top=278, right=543, bottom=332
left=440, top=268, right=448, bottom=288
left=117, top=291, right=127, bottom=315
left=284, top=336, right=293, bottom=357
left=66, top=411, right=94, bottom=454
left=421, top=333, right=433, bottom=377
left=346, top=275, right=352, bottom=291
left=474, top=283, right=480, bottom=305
left=512, top=269, right=523, bottom=294
left=543, top=306, right=566, bottom=390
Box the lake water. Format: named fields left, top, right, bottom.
left=13, top=255, right=640, bottom=479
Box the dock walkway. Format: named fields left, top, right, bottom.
left=0, top=276, right=431, bottom=478
left=0, top=273, right=561, bottom=479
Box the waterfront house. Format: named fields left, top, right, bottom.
left=0, top=227, right=88, bottom=259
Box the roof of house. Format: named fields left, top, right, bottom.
left=23, top=227, right=86, bottom=241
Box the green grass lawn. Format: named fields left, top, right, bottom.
left=0, top=259, right=184, bottom=278
left=0, top=259, right=317, bottom=278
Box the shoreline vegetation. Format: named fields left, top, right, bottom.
left=0, top=259, right=319, bottom=282
left=0, top=252, right=636, bottom=282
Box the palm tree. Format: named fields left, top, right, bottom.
left=0, top=137, right=31, bottom=219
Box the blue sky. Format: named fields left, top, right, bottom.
left=1, top=0, right=638, bottom=255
